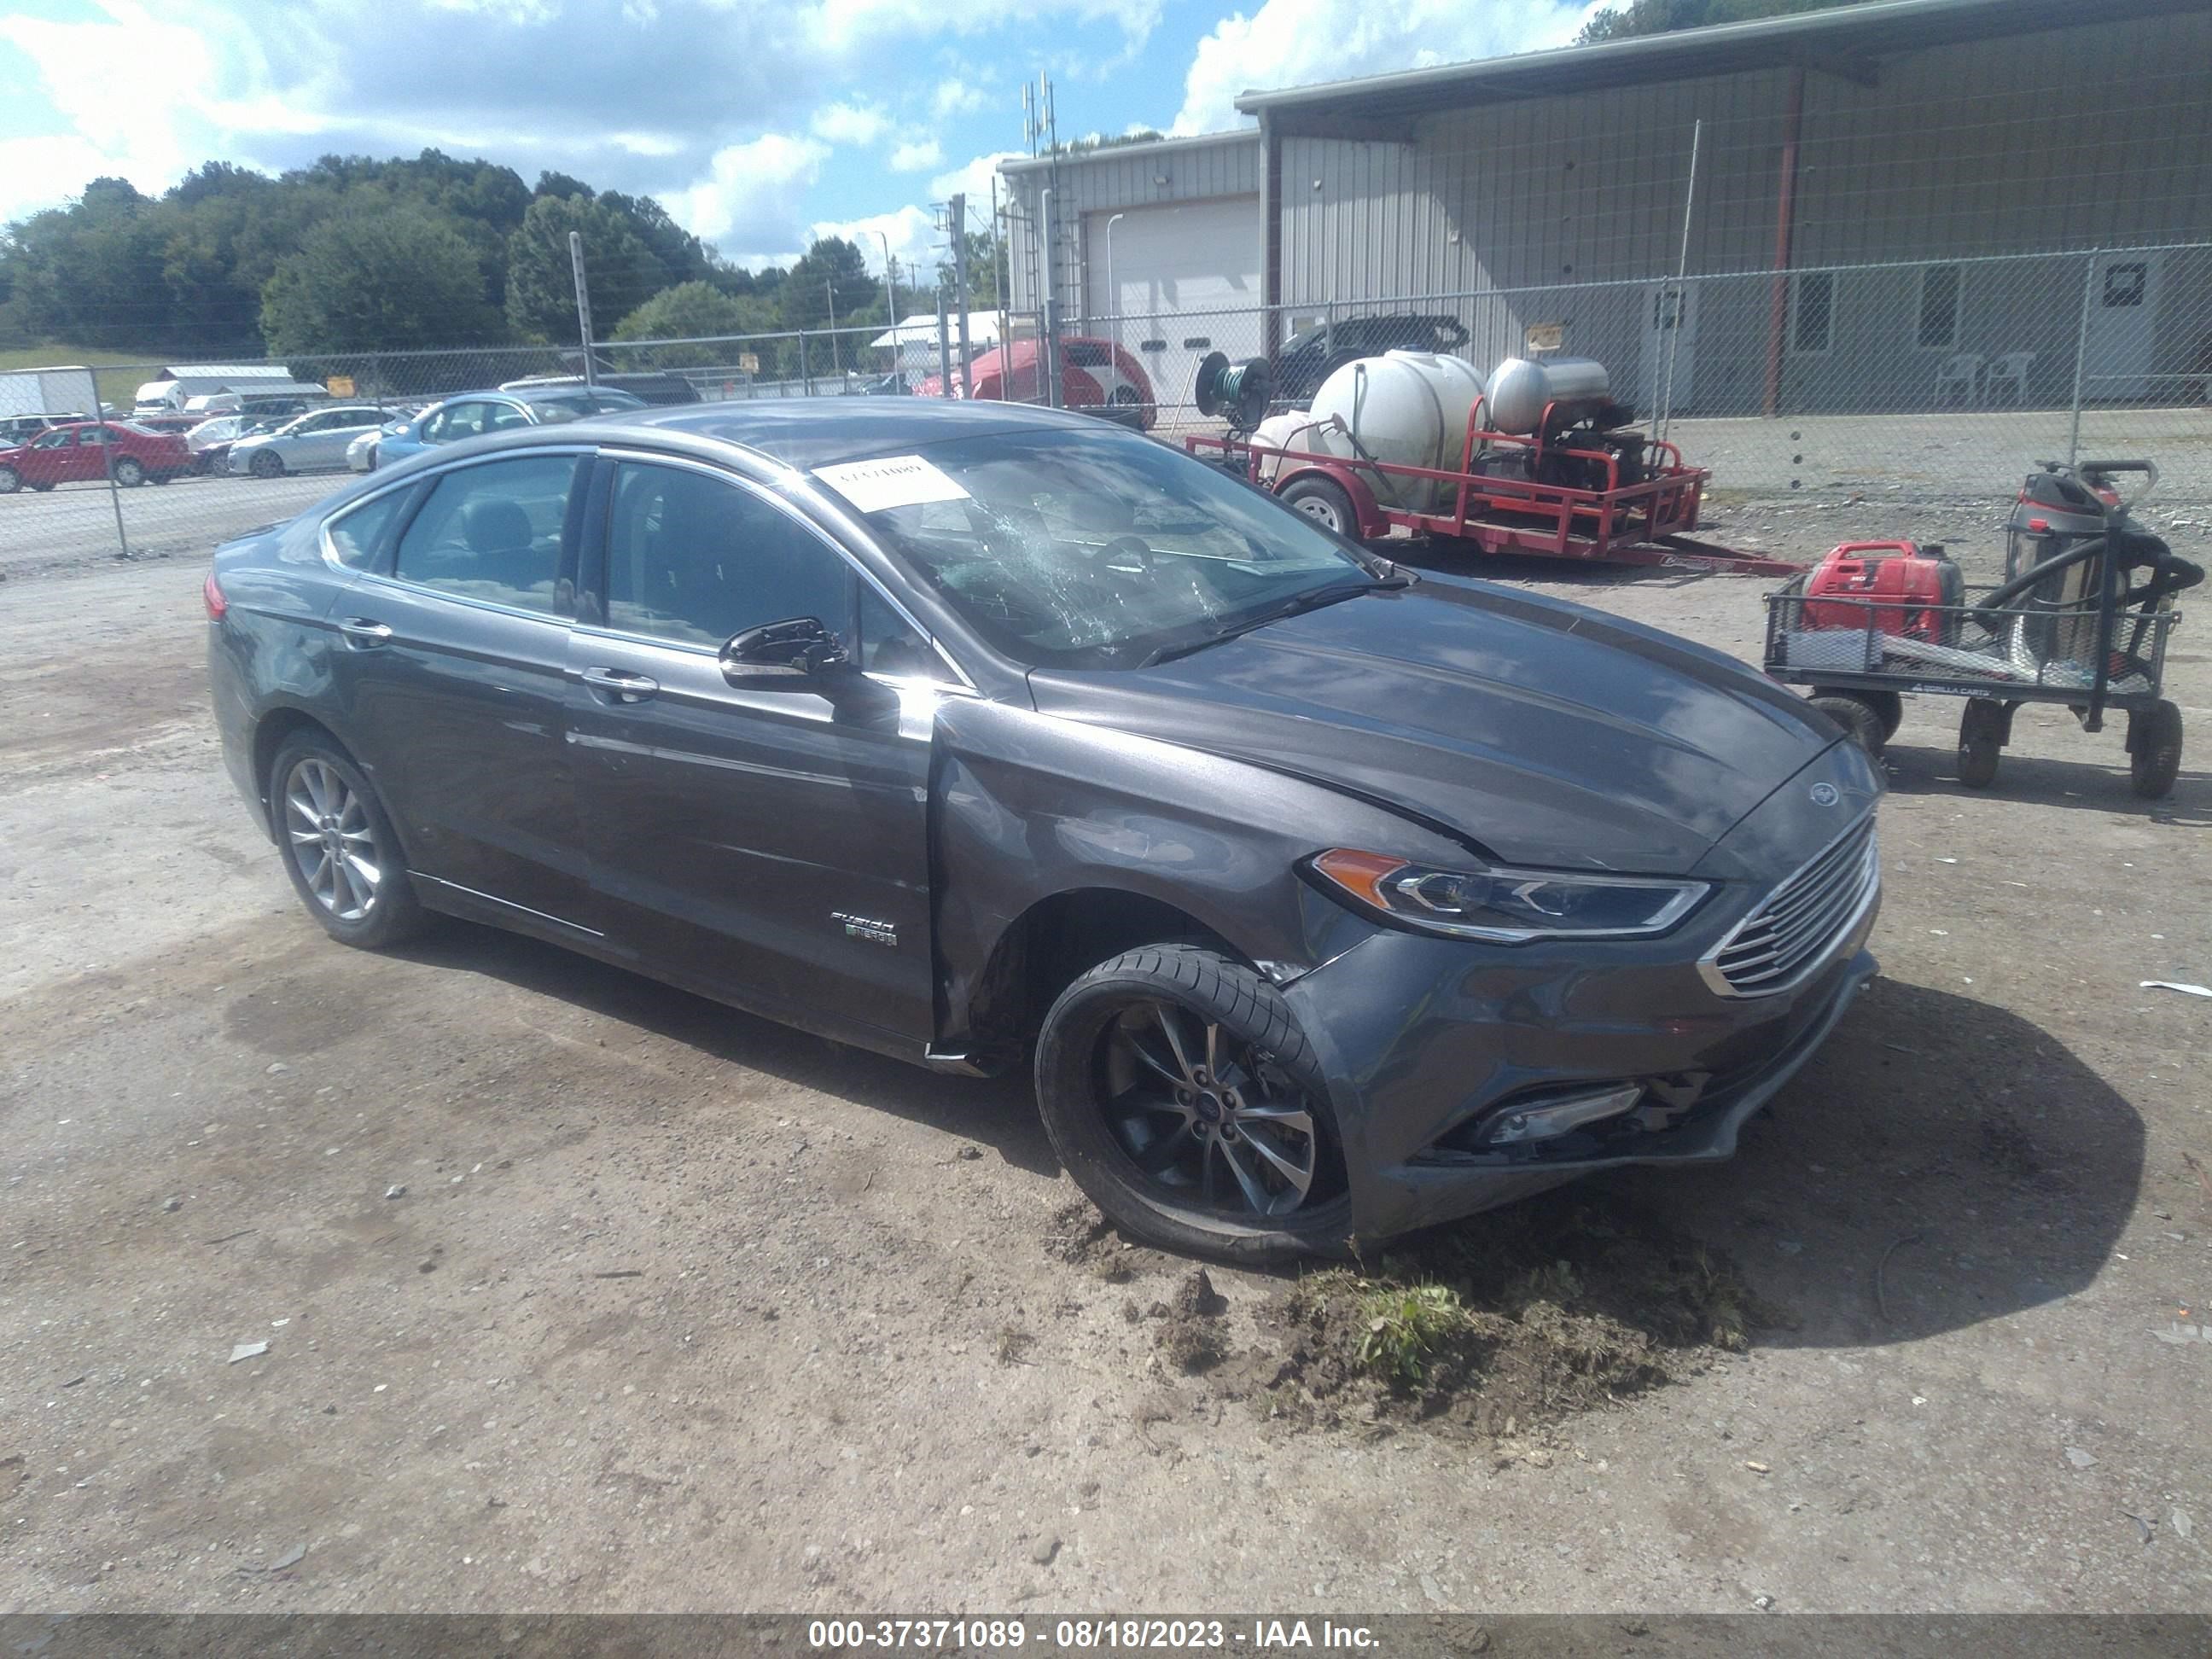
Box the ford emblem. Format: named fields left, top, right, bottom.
left=1809, top=783, right=1841, bottom=806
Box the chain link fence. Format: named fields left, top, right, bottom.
left=3, top=243, right=2207, bottom=575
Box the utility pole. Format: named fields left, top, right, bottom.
left=826, top=279, right=841, bottom=377
left=878, top=231, right=899, bottom=386
left=568, top=230, right=597, bottom=387
left=950, top=193, right=973, bottom=400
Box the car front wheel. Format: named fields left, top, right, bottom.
left=270, top=734, right=426, bottom=949
left=1034, top=944, right=1351, bottom=1263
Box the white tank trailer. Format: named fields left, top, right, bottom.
left=1295, top=352, right=1641, bottom=505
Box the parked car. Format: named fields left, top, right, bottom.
left=187, top=414, right=261, bottom=474
left=206, top=399, right=1881, bottom=1261
left=915, top=338, right=1155, bottom=429
left=0, top=420, right=191, bottom=492
left=367, top=386, right=648, bottom=470
left=1273, top=313, right=1472, bottom=401
left=227, top=405, right=395, bottom=478
left=499, top=371, right=701, bottom=407
left=0, top=413, right=73, bottom=446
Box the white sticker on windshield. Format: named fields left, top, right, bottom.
left=813, top=454, right=971, bottom=514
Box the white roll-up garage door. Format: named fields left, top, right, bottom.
left=1083, top=197, right=1260, bottom=418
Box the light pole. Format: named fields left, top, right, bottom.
left=1103, top=212, right=1126, bottom=347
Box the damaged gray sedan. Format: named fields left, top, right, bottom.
left=206, top=399, right=1880, bottom=1261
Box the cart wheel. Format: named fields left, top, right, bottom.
left=1958, top=700, right=2005, bottom=789
left=1280, top=476, right=1358, bottom=538
left=1863, top=690, right=1905, bottom=741
left=1809, top=694, right=1885, bottom=758
left=2128, top=699, right=2183, bottom=800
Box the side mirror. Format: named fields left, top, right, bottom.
left=719, top=616, right=850, bottom=690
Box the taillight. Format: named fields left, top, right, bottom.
left=202, top=570, right=228, bottom=621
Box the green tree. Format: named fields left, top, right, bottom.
left=259, top=202, right=504, bottom=355
left=777, top=236, right=876, bottom=332
left=1576, top=0, right=1866, bottom=44
left=609, top=279, right=757, bottom=364
left=504, top=194, right=665, bottom=341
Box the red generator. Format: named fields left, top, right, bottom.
left=1800, top=541, right=1965, bottom=643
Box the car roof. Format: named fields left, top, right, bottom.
left=614, top=396, right=1107, bottom=469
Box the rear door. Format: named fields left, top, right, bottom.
left=566, top=452, right=939, bottom=1040
left=324, top=449, right=597, bottom=931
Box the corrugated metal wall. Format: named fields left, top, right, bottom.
left=1003, top=135, right=1262, bottom=312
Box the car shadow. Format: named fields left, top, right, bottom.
left=387, top=920, right=1060, bottom=1180
left=1598, top=975, right=2145, bottom=1348
left=1878, top=737, right=2210, bottom=824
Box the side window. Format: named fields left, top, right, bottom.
left=606, top=464, right=852, bottom=649
left=857, top=583, right=938, bottom=680
left=483, top=402, right=533, bottom=433
left=325, top=487, right=412, bottom=571
left=37, top=429, right=72, bottom=449
left=79, top=425, right=113, bottom=445
left=393, top=455, right=580, bottom=614
left=432, top=402, right=486, bottom=443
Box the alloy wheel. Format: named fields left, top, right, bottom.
left=282, top=758, right=381, bottom=922
left=1097, top=998, right=1322, bottom=1218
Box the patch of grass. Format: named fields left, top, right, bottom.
left=1355, top=1281, right=1465, bottom=1385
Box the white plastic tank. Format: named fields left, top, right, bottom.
left=1246, top=412, right=1314, bottom=486
left=1483, top=357, right=1611, bottom=435
left=1307, top=351, right=1487, bottom=511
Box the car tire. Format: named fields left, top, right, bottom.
left=1033, top=944, right=1353, bottom=1265
left=1957, top=698, right=2005, bottom=789
left=250, top=450, right=285, bottom=479
left=1808, top=693, right=1885, bottom=757
left=1107, top=386, right=1149, bottom=430
left=113, top=457, right=145, bottom=487
left=2128, top=698, right=2183, bottom=800
left=151, top=472, right=173, bottom=486
left=31, top=481, right=54, bottom=492
left=0, top=465, right=18, bottom=494
left=1279, top=475, right=1359, bottom=538
left=268, top=733, right=427, bottom=950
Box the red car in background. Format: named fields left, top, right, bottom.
left=916, top=337, right=1155, bottom=429
left=0, top=421, right=193, bottom=493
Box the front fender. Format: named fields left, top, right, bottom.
left=927, top=695, right=1466, bottom=1049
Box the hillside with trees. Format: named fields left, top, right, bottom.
left=0, top=149, right=987, bottom=359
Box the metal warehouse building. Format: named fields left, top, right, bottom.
left=1001, top=0, right=2212, bottom=422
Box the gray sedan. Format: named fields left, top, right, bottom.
left=228, top=406, right=393, bottom=478
left=204, top=399, right=1880, bottom=1261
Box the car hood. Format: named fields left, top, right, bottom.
left=1023, top=577, right=1837, bottom=876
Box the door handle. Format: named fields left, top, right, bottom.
left=339, top=618, right=393, bottom=648
left=579, top=666, right=660, bottom=703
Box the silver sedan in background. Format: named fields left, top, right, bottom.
left=228, top=406, right=393, bottom=479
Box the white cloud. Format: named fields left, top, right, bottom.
left=812, top=203, right=939, bottom=276
left=810, top=100, right=890, bottom=147
left=929, top=150, right=1023, bottom=214
left=1173, top=0, right=1587, bottom=135
left=931, top=77, right=991, bottom=118
left=806, top=0, right=1160, bottom=53
left=674, top=132, right=830, bottom=248
left=888, top=137, right=943, bottom=172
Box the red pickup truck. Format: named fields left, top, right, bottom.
left=0, top=421, right=193, bottom=492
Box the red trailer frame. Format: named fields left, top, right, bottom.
left=1184, top=394, right=1801, bottom=578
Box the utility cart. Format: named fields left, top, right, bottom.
left=1762, top=460, right=2197, bottom=799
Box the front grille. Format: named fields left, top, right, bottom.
left=1702, top=816, right=1878, bottom=998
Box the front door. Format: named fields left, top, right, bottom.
left=1640, top=281, right=1698, bottom=421
left=567, top=456, right=936, bottom=1044
left=327, top=450, right=595, bottom=930
left=2083, top=253, right=2162, bottom=402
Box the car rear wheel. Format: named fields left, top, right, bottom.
left=270, top=735, right=426, bottom=949
left=0, top=465, right=18, bottom=494
left=250, top=450, right=285, bottom=479
left=113, top=457, right=145, bottom=487
left=1280, top=475, right=1358, bottom=538
left=1034, top=944, right=1351, bottom=1264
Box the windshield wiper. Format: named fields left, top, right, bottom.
left=1141, top=579, right=1388, bottom=667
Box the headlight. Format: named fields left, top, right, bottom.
left=1307, top=847, right=1708, bottom=943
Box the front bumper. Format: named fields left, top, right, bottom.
left=1284, top=876, right=1880, bottom=1244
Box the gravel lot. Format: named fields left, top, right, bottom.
left=2, top=490, right=2208, bottom=1615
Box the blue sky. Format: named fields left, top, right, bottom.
left=0, top=0, right=1594, bottom=272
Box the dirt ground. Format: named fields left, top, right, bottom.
left=1, top=488, right=2208, bottom=1615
